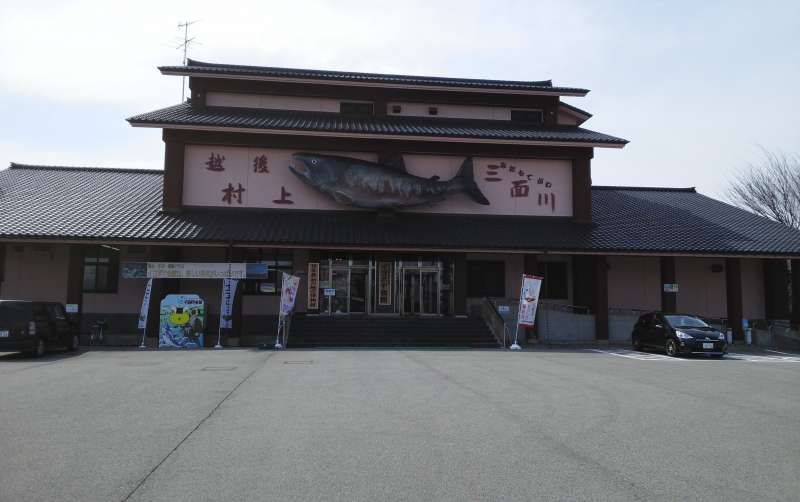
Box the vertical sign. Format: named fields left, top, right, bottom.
left=307, top=262, right=320, bottom=310
left=138, top=278, right=153, bottom=330
left=219, top=278, right=239, bottom=329
left=517, top=274, right=543, bottom=327
left=378, top=262, right=392, bottom=306
left=280, top=273, right=301, bottom=316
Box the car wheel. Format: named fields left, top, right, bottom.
left=665, top=338, right=678, bottom=357
left=28, top=338, right=46, bottom=358
left=67, top=334, right=80, bottom=352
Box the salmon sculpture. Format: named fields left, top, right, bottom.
left=289, top=152, right=490, bottom=209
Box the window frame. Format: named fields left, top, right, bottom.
left=82, top=245, right=119, bottom=294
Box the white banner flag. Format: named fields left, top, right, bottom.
left=517, top=274, right=543, bottom=327
left=138, top=278, right=153, bottom=330
left=219, top=278, right=239, bottom=329
left=279, top=273, right=300, bottom=317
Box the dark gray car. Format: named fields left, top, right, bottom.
left=632, top=312, right=727, bottom=357
left=0, top=301, right=79, bottom=357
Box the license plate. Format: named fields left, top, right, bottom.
left=702, top=342, right=713, bottom=349
left=0, top=330, right=8, bottom=338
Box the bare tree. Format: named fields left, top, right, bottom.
left=728, top=149, right=800, bottom=229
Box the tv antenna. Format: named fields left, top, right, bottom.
left=176, top=20, right=200, bottom=102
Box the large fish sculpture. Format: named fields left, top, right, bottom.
left=289, top=152, right=490, bottom=209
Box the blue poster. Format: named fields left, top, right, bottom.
left=159, top=294, right=205, bottom=349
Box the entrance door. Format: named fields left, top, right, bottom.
left=349, top=269, right=368, bottom=313
left=402, top=269, right=439, bottom=315
left=330, top=268, right=349, bottom=314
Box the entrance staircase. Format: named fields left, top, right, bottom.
left=288, top=316, right=499, bottom=348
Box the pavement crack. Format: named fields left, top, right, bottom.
left=121, top=352, right=274, bottom=501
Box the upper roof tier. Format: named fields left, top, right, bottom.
left=158, top=59, right=590, bottom=96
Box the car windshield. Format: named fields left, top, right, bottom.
left=664, top=315, right=709, bottom=328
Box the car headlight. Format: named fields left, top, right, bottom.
left=675, top=330, right=693, bottom=340
left=718, top=332, right=726, bottom=341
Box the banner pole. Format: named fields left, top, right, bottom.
left=510, top=279, right=524, bottom=350
left=138, top=278, right=153, bottom=350
left=274, top=313, right=284, bottom=350
left=215, top=278, right=225, bottom=349
left=138, top=325, right=147, bottom=350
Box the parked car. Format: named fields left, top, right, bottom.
left=632, top=312, right=727, bottom=357
left=0, top=300, right=79, bottom=357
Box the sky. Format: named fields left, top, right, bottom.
left=0, top=0, right=798, bottom=200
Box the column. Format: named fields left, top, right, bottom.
left=726, top=257, right=744, bottom=341
left=660, top=256, right=677, bottom=313
left=791, top=260, right=800, bottom=327
left=66, top=244, right=85, bottom=334
left=594, top=255, right=609, bottom=341
left=453, top=254, right=467, bottom=316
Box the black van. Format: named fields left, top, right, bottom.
left=0, top=301, right=80, bottom=357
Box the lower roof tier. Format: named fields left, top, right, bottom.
left=2, top=164, right=800, bottom=256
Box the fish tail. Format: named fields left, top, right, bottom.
left=455, top=157, right=490, bottom=205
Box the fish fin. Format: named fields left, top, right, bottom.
left=456, top=157, right=490, bottom=205
left=332, top=191, right=354, bottom=205
left=429, top=175, right=440, bottom=181
left=380, top=152, right=407, bottom=172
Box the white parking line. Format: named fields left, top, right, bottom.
left=765, top=349, right=800, bottom=356
left=726, top=352, right=800, bottom=362
left=588, top=349, right=685, bottom=361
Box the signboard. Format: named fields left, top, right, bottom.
left=498, top=305, right=510, bottom=314
left=159, top=294, right=205, bottom=349
left=378, top=262, right=392, bottom=306
left=662, top=283, right=679, bottom=293
left=307, top=262, right=320, bottom=310
left=65, top=304, right=79, bottom=314
left=324, top=288, right=336, bottom=297
left=219, top=279, right=239, bottom=329
left=137, top=278, right=153, bottom=330
left=517, top=275, right=543, bottom=327
left=121, top=262, right=268, bottom=279
left=279, top=273, right=301, bottom=316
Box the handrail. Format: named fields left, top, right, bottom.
left=480, top=297, right=507, bottom=348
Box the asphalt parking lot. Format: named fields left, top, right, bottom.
left=1, top=347, right=799, bottom=502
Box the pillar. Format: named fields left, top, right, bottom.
left=66, top=244, right=85, bottom=332
left=791, top=260, right=800, bottom=327
left=594, top=255, right=609, bottom=340
left=453, top=254, right=467, bottom=316
left=726, top=257, right=744, bottom=341
left=763, top=259, right=789, bottom=320
left=660, top=256, right=677, bottom=313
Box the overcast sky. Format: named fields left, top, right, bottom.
left=1, top=0, right=798, bottom=199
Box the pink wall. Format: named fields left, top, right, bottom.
left=183, top=146, right=573, bottom=217
left=607, top=256, right=661, bottom=311
left=1, top=244, right=69, bottom=303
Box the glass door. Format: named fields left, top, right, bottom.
left=349, top=269, right=368, bottom=313
left=402, top=268, right=440, bottom=315
left=330, top=268, right=349, bottom=314
left=402, top=269, right=421, bottom=315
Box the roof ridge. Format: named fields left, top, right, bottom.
left=8, top=163, right=162, bottom=175
left=180, top=59, right=555, bottom=87
left=592, top=185, right=696, bottom=193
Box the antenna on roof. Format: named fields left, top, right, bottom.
left=176, top=20, right=200, bottom=102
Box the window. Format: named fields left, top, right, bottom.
left=241, top=250, right=294, bottom=295
left=428, top=106, right=438, bottom=116
left=340, top=101, right=374, bottom=117
left=537, top=261, right=568, bottom=300
left=467, top=261, right=505, bottom=297
left=510, top=109, right=544, bottom=124
left=82, top=245, right=119, bottom=293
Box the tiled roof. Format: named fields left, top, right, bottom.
left=158, top=59, right=589, bottom=95
left=2, top=165, right=800, bottom=256
left=127, top=103, right=627, bottom=147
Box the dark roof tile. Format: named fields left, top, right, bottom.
left=157, top=59, right=589, bottom=95
left=127, top=103, right=627, bottom=146
left=2, top=165, right=800, bottom=256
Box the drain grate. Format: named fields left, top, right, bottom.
left=201, top=366, right=238, bottom=371
left=283, top=360, right=313, bottom=365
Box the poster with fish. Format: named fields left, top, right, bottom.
left=159, top=294, right=205, bottom=349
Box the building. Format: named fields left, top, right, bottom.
left=2, top=59, right=800, bottom=347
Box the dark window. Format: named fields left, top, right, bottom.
left=467, top=261, right=505, bottom=297
left=241, top=250, right=294, bottom=296
left=82, top=245, right=119, bottom=293
left=0, top=301, right=32, bottom=328
left=391, top=105, right=402, bottom=113
left=340, top=101, right=374, bottom=117
left=537, top=261, right=568, bottom=300
left=428, top=106, right=438, bottom=116
left=510, top=109, right=544, bottom=124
